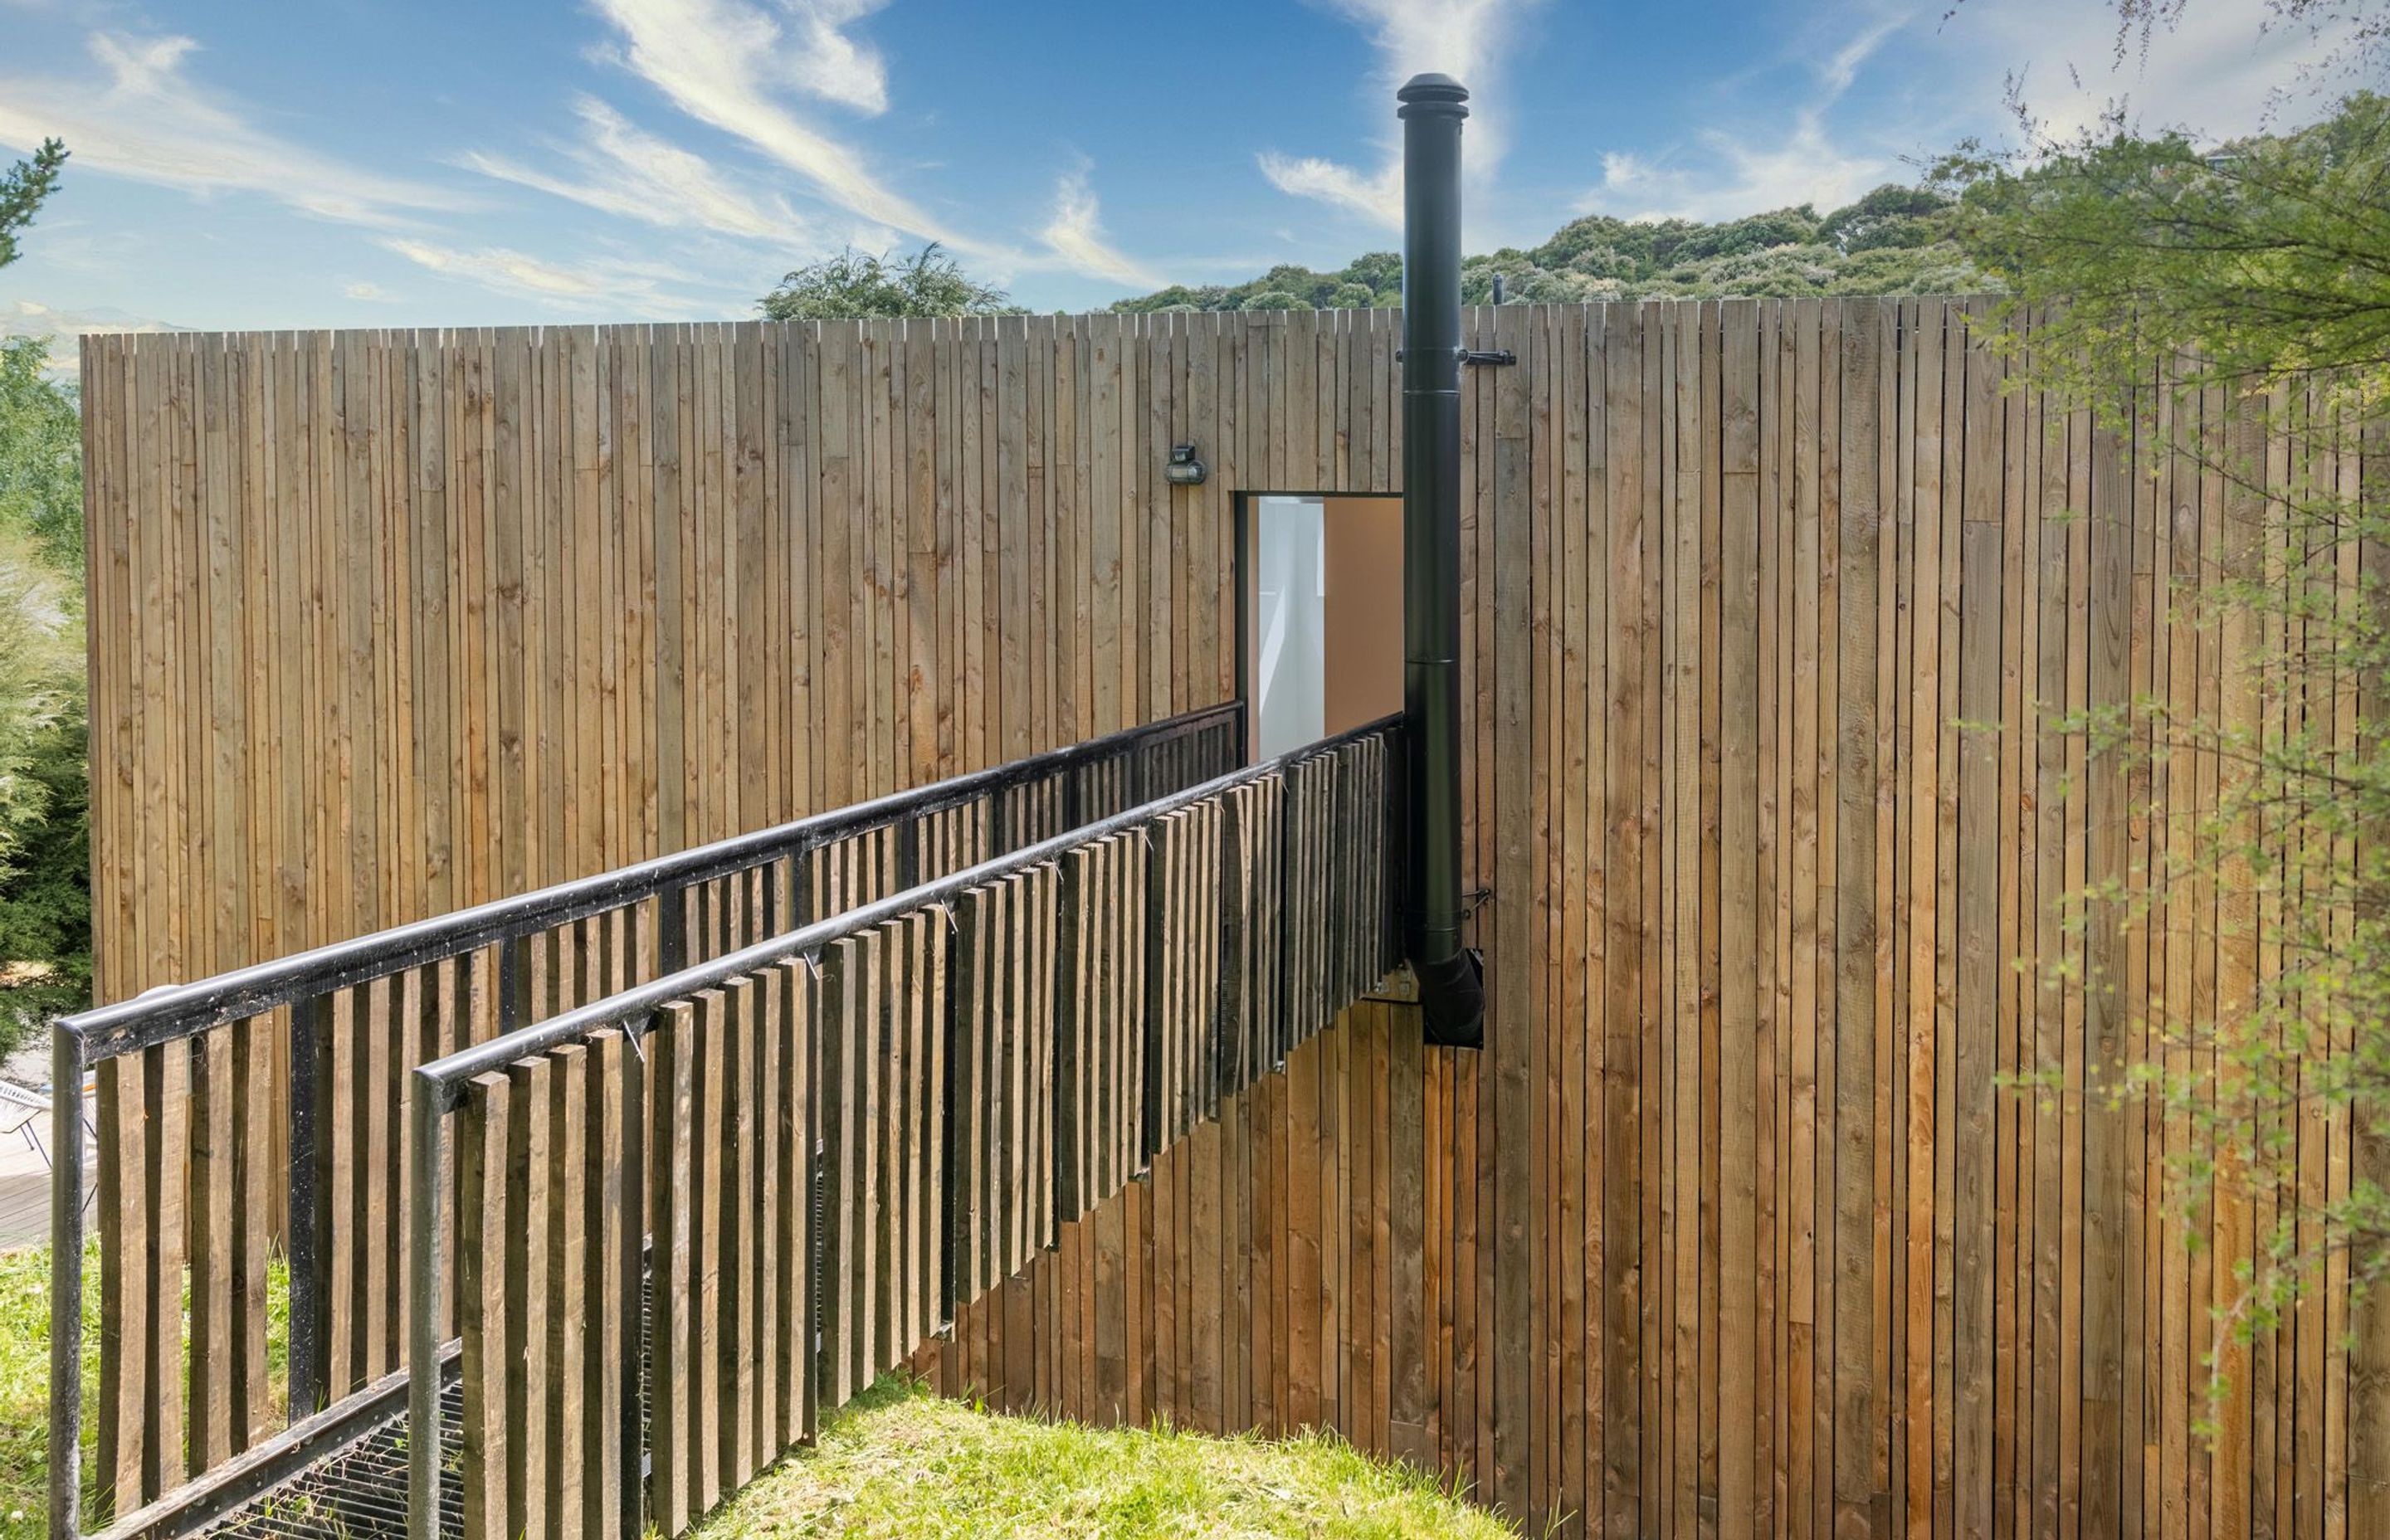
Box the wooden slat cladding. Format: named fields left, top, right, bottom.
left=80, top=318, right=1300, bottom=1004
left=90, top=301, right=2384, bottom=1539
left=910, top=299, right=2378, bottom=1540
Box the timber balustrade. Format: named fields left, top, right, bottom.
left=400, top=717, right=1402, bottom=1540
left=46, top=702, right=1240, bottom=1540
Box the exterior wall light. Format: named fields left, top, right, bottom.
left=1165, top=443, right=1207, bottom=486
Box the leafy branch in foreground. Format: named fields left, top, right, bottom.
left=1942, top=88, right=2390, bottom=1417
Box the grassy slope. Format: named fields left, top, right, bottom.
left=0, top=1243, right=84, bottom=1536
left=0, top=1245, right=1510, bottom=1540
left=0, top=1243, right=285, bottom=1540
left=697, top=1377, right=1520, bottom=1539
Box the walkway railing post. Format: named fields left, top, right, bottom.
left=404, top=1071, right=444, bottom=1540
left=497, top=933, right=532, bottom=1031
left=287, top=992, right=333, bottom=1416
left=49, top=1026, right=84, bottom=1540
left=657, top=881, right=689, bottom=977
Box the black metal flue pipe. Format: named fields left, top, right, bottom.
left=1398, top=72, right=1485, bottom=1048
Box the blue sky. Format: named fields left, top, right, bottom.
left=0, top=0, right=2349, bottom=339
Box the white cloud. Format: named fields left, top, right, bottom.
left=1257, top=153, right=1400, bottom=227
left=588, top=0, right=950, bottom=241
left=1257, top=0, right=1541, bottom=228
left=779, top=0, right=894, bottom=116
left=381, top=237, right=728, bottom=316
left=0, top=32, right=461, bottom=227
left=344, top=280, right=393, bottom=301
left=1570, top=7, right=1910, bottom=225
left=460, top=95, right=812, bottom=247
left=1, top=298, right=183, bottom=380
left=1575, top=0, right=2342, bottom=230
left=583, top=0, right=1164, bottom=286
left=1822, top=10, right=1906, bottom=98
left=1585, top=110, right=1890, bottom=222
left=1949, top=0, right=2343, bottom=143
left=1037, top=168, right=1160, bottom=289
left=1323, top=0, right=1524, bottom=99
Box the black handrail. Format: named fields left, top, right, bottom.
left=56, top=702, right=1241, bottom=1066
left=411, top=711, right=1394, bottom=1104
left=46, top=700, right=1239, bottom=1540
left=400, top=710, right=1399, bottom=1540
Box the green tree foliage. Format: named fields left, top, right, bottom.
left=0, top=509, right=83, bottom=1056
left=0, top=139, right=67, bottom=272
left=1111, top=183, right=1988, bottom=314
left=759, top=242, right=1020, bottom=321
left=0, top=335, right=84, bottom=575
left=1943, top=88, right=2390, bottom=1401
left=0, top=141, right=84, bottom=1058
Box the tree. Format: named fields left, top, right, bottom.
left=0, top=337, right=84, bottom=574
left=1941, top=82, right=2390, bottom=1405
left=758, top=242, right=1017, bottom=321
left=0, top=139, right=68, bottom=271
left=0, top=519, right=81, bottom=1055
left=1818, top=184, right=1955, bottom=251
left=0, top=144, right=81, bottom=1055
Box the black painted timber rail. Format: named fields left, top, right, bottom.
left=398, top=714, right=1402, bottom=1540
left=48, top=703, right=1242, bottom=1540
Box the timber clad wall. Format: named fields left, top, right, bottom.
left=79, top=311, right=1349, bottom=997
left=84, top=300, right=2385, bottom=1538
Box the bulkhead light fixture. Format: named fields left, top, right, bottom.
left=1165, top=443, right=1207, bottom=486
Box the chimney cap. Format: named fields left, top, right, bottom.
left=1397, top=73, right=1470, bottom=116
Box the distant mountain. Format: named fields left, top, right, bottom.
left=0, top=300, right=186, bottom=383
left=1115, top=183, right=1988, bottom=314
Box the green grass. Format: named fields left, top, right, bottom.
left=0, top=1242, right=290, bottom=1540
left=694, top=1377, right=1522, bottom=1540
left=0, top=1242, right=90, bottom=1539
left=0, top=1245, right=1511, bottom=1540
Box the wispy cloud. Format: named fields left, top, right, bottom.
left=587, top=0, right=951, bottom=241
left=344, top=280, right=394, bottom=301
left=1577, top=0, right=2339, bottom=230
left=1576, top=8, right=1901, bottom=224
left=1256, top=154, right=1400, bottom=227
left=381, top=236, right=729, bottom=315
left=1037, top=167, right=1161, bottom=288
left=1822, top=11, right=1906, bottom=97
left=582, top=0, right=1166, bottom=286
left=1586, top=111, right=1889, bottom=222
left=0, top=32, right=461, bottom=227
left=779, top=0, right=895, bottom=116
left=1258, top=0, right=1541, bottom=228
left=460, top=95, right=812, bottom=248
left=1953, top=0, right=2341, bottom=141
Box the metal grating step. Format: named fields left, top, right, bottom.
left=199, top=1382, right=465, bottom=1540
left=192, top=1259, right=657, bottom=1540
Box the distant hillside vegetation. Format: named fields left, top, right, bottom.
left=1114, top=183, right=1986, bottom=313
